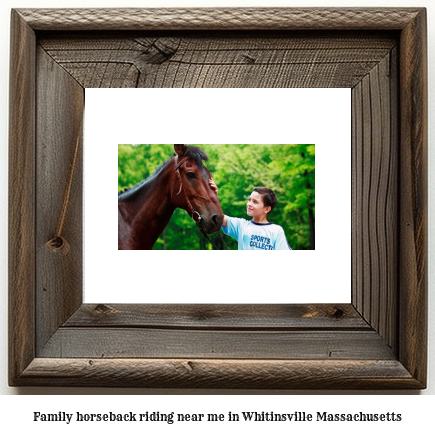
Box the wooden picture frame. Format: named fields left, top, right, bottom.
left=9, top=8, right=427, bottom=388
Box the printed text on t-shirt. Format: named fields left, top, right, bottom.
left=250, top=235, right=273, bottom=250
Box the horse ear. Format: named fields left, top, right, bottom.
left=174, top=144, right=187, bottom=157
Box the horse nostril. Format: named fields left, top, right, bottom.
left=211, top=213, right=219, bottom=227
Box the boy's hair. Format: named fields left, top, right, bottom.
left=253, top=187, right=277, bottom=213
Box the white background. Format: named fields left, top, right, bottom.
left=85, top=88, right=351, bottom=303
left=0, top=0, right=434, bottom=417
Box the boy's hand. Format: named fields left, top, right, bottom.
left=209, top=178, right=227, bottom=227
left=209, top=178, right=218, bottom=195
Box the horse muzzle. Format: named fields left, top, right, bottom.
left=195, top=212, right=223, bottom=234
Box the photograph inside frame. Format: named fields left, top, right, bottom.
left=118, top=143, right=315, bottom=251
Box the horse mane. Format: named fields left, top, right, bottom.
left=183, top=145, right=209, bottom=167
left=118, top=145, right=209, bottom=200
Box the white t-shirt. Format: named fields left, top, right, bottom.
left=223, top=216, right=292, bottom=250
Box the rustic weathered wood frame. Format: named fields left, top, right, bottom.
left=9, top=8, right=427, bottom=388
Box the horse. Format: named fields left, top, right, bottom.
left=118, top=144, right=224, bottom=250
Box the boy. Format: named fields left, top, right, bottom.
left=209, top=180, right=291, bottom=250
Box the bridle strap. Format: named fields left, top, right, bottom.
left=174, top=155, right=191, bottom=172
left=198, top=227, right=230, bottom=250
left=173, top=156, right=199, bottom=222
left=171, top=155, right=229, bottom=250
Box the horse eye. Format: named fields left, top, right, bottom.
left=186, top=172, right=196, bottom=179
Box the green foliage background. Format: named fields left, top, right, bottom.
left=118, top=144, right=315, bottom=250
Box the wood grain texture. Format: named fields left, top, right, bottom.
left=351, top=50, right=398, bottom=351
left=8, top=8, right=427, bottom=389
left=39, top=329, right=395, bottom=360
left=35, top=48, right=84, bottom=353
left=8, top=10, right=36, bottom=386
left=398, top=8, right=428, bottom=386
left=16, top=8, right=422, bottom=31
left=17, top=358, right=420, bottom=389
left=65, top=304, right=369, bottom=329
left=39, top=33, right=396, bottom=89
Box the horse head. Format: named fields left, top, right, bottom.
left=171, top=144, right=224, bottom=234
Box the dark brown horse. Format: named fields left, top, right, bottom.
left=118, top=144, right=224, bottom=250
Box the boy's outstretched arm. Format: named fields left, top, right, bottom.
left=209, top=178, right=228, bottom=227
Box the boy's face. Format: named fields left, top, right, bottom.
left=247, top=191, right=271, bottom=219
